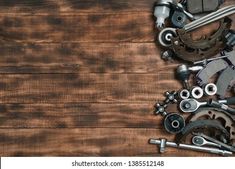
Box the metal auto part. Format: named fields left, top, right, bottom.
left=189, top=108, right=235, bottom=144
left=226, top=50, right=235, bottom=65
left=193, top=132, right=235, bottom=152
left=164, top=113, right=185, bottom=134
left=204, top=83, right=217, bottom=96
left=225, top=30, right=235, bottom=48
left=171, top=11, right=187, bottom=28
left=179, top=98, right=207, bottom=113
left=185, top=5, right=235, bottom=32
left=176, top=64, right=191, bottom=89
left=179, top=98, right=235, bottom=114
left=154, top=0, right=174, bottom=28
left=187, top=0, right=224, bottom=14
left=164, top=91, right=178, bottom=104
left=192, top=135, right=221, bottom=148
left=158, top=5, right=235, bottom=47
left=196, top=59, right=228, bottom=86
left=154, top=103, right=168, bottom=116
left=179, top=89, right=190, bottom=100
left=176, top=64, right=203, bottom=89
left=149, top=138, right=233, bottom=156
left=216, top=67, right=235, bottom=98
left=191, top=86, right=204, bottom=99
left=176, top=120, right=230, bottom=144
left=193, top=54, right=229, bottom=66
left=171, top=18, right=231, bottom=62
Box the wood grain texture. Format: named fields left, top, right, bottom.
left=0, top=128, right=216, bottom=156
left=0, top=13, right=155, bottom=43
left=0, top=42, right=177, bottom=74
left=0, top=0, right=156, bottom=13
left=0, top=103, right=162, bottom=128
left=0, top=73, right=181, bottom=104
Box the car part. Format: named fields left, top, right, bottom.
left=226, top=50, right=235, bottom=65
left=189, top=108, right=235, bottom=145
left=149, top=138, right=233, bottom=156
left=154, top=0, right=175, bottom=28
left=225, top=30, right=235, bottom=49
left=158, top=28, right=177, bottom=47
left=164, top=113, right=185, bottom=134
left=193, top=54, right=229, bottom=66
left=179, top=89, right=190, bottom=100
left=216, top=66, right=235, bottom=98
left=209, top=99, right=235, bottom=114
left=154, top=103, right=168, bottom=116
left=154, top=90, right=178, bottom=116
left=185, top=5, right=235, bottom=32
left=187, top=0, right=224, bottom=14
left=179, top=98, right=235, bottom=113
left=171, top=18, right=232, bottom=62
left=204, top=83, right=217, bottom=96
left=158, top=5, right=235, bottom=47
left=193, top=133, right=235, bottom=152
left=196, top=59, right=228, bottom=86
left=161, top=50, right=174, bottom=60
left=176, top=120, right=230, bottom=144
left=191, top=86, right=204, bottom=99
left=180, top=98, right=207, bottom=113
left=176, top=64, right=191, bottom=89
left=192, top=135, right=221, bottom=148
left=176, top=65, right=203, bottom=89
left=164, top=91, right=178, bottom=104
left=171, top=11, right=187, bottom=28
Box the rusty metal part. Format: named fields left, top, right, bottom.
left=176, top=120, right=230, bottom=144
left=189, top=108, right=235, bottom=145
left=171, top=18, right=231, bottom=62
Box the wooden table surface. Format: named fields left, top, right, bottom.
left=0, top=0, right=234, bottom=156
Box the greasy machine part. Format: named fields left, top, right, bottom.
left=171, top=18, right=232, bottom=62
left=189, top=108, right=235, bottom=145
left=176, top=120, right=230, bottom=144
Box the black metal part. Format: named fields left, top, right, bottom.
left=154, top=103, right=168, bottom=116
left=161, top=50, right=174, bottom=60
left=165, top=91, right=178, bottom=104
left=176, top=120, right=230, bottom=144
left=171, top=10, right=187, bottom=28
left=176, top=64, right=190, bottom=89
left=164, top=113, right=186, bottom=134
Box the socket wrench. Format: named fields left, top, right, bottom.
left=149, top=138, right=233, bottom=156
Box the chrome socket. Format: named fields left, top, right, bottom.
left=204, top=83, right=217, bottom=96
left=191, top=86, right=204, bottom=99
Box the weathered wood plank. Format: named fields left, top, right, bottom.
left=0, top=13, right=234, bottom=43
left=0, top=128, right=219, bottom=156
left=0, top=0, right=233, bottom=14
left=0, top=13, right=155, bottom=43
left=0, top=42, right=178, bottom=73
left=0, top=103, right=164, bottom=128
left=0, top=0, right=155, bottom=13
left=0, top=73, right=179, bottom=103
